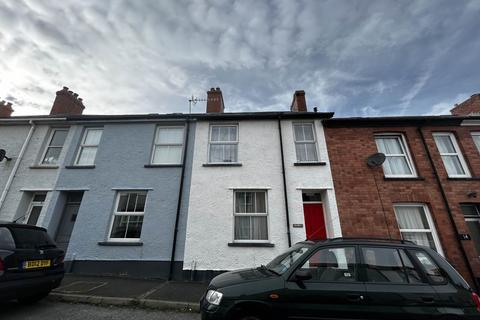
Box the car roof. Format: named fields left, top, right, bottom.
left=297, top=237, right=420, bottom=248
left=0, top=222, right=47, bottom=232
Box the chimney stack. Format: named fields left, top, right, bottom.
left=290, top=90, right=307, bottom=112
left=0, top=100, right=14, bottom=117
left=50, top=86, right=85, bottom=115
left=450, top=93, right=480, bottom=116
left=206, top=87, right=225, bottom=113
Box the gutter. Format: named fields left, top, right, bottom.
left=417, top=126, right=479, bottom=291
left=278, top=117, right=292, bottom=247
left=168, top=118, right=190, bottom=280
left=0, top=120, right=36, bottom=212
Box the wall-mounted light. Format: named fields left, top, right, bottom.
left=467, top=191, right=477, bottom=198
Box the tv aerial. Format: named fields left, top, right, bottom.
left=188, top=95, right=207, bottom=114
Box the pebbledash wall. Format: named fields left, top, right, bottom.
left=324, top=110, right=480, bottom=288
left=183, top=111, right=341, bottom=280
left=42, top=115, right=195, bottom=279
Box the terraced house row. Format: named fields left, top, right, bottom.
left=1, top=87, right=479, bottom=289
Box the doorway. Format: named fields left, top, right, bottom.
left=55, top=192, right=84, bottom=253
left=302, top=191, right=327, bottom=241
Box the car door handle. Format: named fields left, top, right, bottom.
left=421, top=296, right=435, bottom=304
left=346, top=294, right=364, bottom=302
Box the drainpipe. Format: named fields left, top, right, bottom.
left=418, top=125, right=479, bottom=291
left=168, top=118, right=190, bottom=281
left=278, top=117, right=292, bottom=247
left=0, top=120, right=36, bottom=212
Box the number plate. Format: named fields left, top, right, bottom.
left=23, top=260, right=51, bottom=269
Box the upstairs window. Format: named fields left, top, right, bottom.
left=293, top=123, right=318, bottom=162
left=433, top=133, right=470, bottom=178
left=471, top=132, right=480, bottom=153
left=209, top=125, right=238, bottom=163
left=152, top=126, right=184, bottom=164
left=234, top=191, right=268, bottom=241
left=75, top=128, right=103, bottom=165
left=375, top=134, right=416, bottom=177
left=109, top=191, right=147, bottom=241
left=41, top=128, right=68, bottom=165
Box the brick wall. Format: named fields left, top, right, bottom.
left=324, top=121, right=480, bottom=287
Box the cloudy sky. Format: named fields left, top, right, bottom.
left=0, top=0, right=479, bottom=117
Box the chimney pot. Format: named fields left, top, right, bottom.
left=290, top=90, right=307, bottom=112
left=50, top=86, right=85, bottom=115
left=206, top=87, right=225, bottom=113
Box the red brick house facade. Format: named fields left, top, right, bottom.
left=324, top=95, right=480, bottom=288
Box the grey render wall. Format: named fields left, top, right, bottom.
left=0, top=121, right=75, bottom=224
left=43, top=121, right=195, bottom=275
left=0, top=124, right=31, bottom=198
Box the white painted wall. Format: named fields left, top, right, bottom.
left=183, top=117, right=341, bottom=271
left=0, top=122, right=74, bottom=226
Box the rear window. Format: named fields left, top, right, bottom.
left=0, top=227, right=16, bottom=250
left=410, top=250, right=447, bottom=284
left=9, top=227, right=56, bottom=249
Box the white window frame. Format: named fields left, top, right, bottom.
left=233, top=190, right=269, bottom=243
left=150, top=126, right=185, bottom=165
left=394, top=203, right=444, bottom=256
left=293, top=122, right=319, bottom=162
left=24, top=192, right=47, bottom=225
left=107, top=191, right=147, bottom=242
left=433, top=132, right=471, bottom=178
left=208, top=124, right=239, bottom=163
left=471, top=132, right=480, bottom=153
left=40, top=128, right=69, bottom=165
left=374, top=133, right=417, bottom=178
left=74, top=127, right=103, bottom=166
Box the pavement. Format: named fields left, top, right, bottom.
left=1, top=299, right=200, bottom=320
left=48, top=274, right=208, bottom=312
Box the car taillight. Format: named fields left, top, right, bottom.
left=0, top=258, right=4, bottom=276
left=472, top=292, right=480, bottom=312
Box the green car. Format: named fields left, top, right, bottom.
left=200, top=238, right=480, bottom=320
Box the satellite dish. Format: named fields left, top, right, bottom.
left=366, top=153, right=386, bottom=167
left=0, top=149, right=12, bottom=162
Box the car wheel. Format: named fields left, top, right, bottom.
left=18, top=291, right=50, bottom=304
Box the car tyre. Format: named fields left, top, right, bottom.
left=18, top=291, right=50, bottom=304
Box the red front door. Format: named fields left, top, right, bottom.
left=303, top=203, right=327, bottom=240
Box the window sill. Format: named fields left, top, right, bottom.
left=203, top=163, right=243, bottom=167
left=29, top=165, right=59, bottom=169
left=98, top=241, right=143, bottom=246
left=384, top=177, right=425, bottom=181
left=144, top=164, right=182, bottom=168
left=228, top=242, right=274, bottom=247
left=294, top=162, right=326, bottom=166
left=65, top=165, right=95, bottom=169
left=447, top=177, right=480, bottom=181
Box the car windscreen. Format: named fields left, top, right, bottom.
left=9, top=227, right=56, bottom=249
left=266, top=243, right=312, bottom=275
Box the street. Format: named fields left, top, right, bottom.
left=1, top=300, right=200, bottom=320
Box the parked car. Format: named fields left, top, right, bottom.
left=201, top=238, right=480, bottom=320
left=0, top=222, right=65, bottom=303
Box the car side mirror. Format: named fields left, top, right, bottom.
left=294, top=269, right=312, bottom=281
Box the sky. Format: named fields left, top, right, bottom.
left=0, top=0, right=479, bottom=117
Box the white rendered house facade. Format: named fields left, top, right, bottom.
left=183, top=103, right=341, bottom=278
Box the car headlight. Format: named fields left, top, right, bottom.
left=205, top=289, right=223, bottom=305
